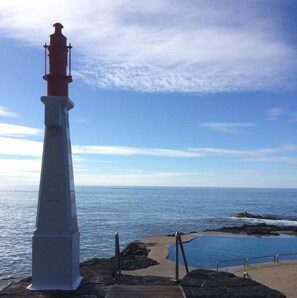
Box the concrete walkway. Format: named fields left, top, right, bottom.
left=105, top=285, right=185, bottom=298
left=107, top=234, right=195, bottom=298
left=227, top=260, right=297, bottom=298
left=122, top=233, right=198, bottom=279
left=121, top=233, right=294, bottom=297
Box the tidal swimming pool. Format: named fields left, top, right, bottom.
left=168, top=234, right=297, bottom=269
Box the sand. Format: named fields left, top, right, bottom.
left=123, top=232, right=297, bottom=297
left=202, top=231, right=297, bottom=297
left=122, top=233, right=198, bottom=279
left=226, top=260, right=297, bottom=298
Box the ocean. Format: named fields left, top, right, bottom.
left=1, top=186, right=297, bottom=289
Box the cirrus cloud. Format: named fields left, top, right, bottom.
left=0, top=106, right=17, bottom=118
left=0, top=123, right=41, bottom=138
left=200, top=122, right=256, bottom=133
left=0, top=0, right=296, bottom=93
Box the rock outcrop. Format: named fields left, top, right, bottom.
left=204, top=212, right=297, bottom=236
left=181, top=269, right=285, bottom=297
left=120, top=241, right=158, bottom=270
left=0, top=240, right=286, bottom=297
left=205, top=223, right=297, bottom=236
left=234, top=212, right=282, bottom=220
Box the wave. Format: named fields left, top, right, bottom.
left=227, top=217, right=297, bottom=227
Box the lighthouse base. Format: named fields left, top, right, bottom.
left=28, top=231, right=81, bottom=291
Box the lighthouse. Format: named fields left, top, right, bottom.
left=28, top=23, right=82, bottom=290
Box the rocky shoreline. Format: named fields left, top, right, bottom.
left=0, top=241, right=161, bottom=298
left=205, top=223, right=297, bottom=236
left=1, top=213, right=295, bottom=297
left=234, top=211, right=283, bottom=220
left=204, top=212, right=297, bottom=236
left=0, top=239, right=285, bottom=298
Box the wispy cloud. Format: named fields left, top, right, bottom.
left=73, top=118, right=90, bottom=124
left=241, top=156, right=297, bottom=166
left=0, top=158, right=41, bottom=186
left=72, top=169, right=296, bottom=188
left=190, top=145, right=297, bottom=157
left=0, top=1, right=295, bottom=92
left=115, top=169, right=144, bottom=173
left=0, top=159, right=40, bottom=176
left=0, top=106, right=17, bottom=118
left=74, top=171, right=213, bottom=187
left=229, top=169, right=265, bottom=176
left=0, top=123, right=41, bottom=138
left=0, top=131, right=296, bottom=186
left=0, top=137, right=42, bottom=156
left=1, top=129, right=296, bottom=162
left=266, top=107, right=284, bottom=121
left=73, top=145, right=201, bottom=158
left=200, top=122, right=256, bottom=133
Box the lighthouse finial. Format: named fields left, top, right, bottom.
left=53, top=23, right=63, bottom=33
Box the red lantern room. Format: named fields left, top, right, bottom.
left=43, top=23, right=72, bottom=96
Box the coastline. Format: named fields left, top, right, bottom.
left=133, top=232, right=297, bottom=297
left=123, top=232, right=292, bottom=297
left=1, top=231, right=292, bottom=297
left=2, top=187, right=297, bottom=295
left=122, top=233, right=199, bottom=279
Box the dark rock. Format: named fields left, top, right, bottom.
left=0, top=237, right=287, bottom=297
left=119, top=241, right=158, bottom=270
left=235, top=212, right=282, bottom=220
left=120, top=255, right=158, bottom=270
left=0, top=241, right=159, bottom=297
left=0, top=257, right=115, bottom=297
left=181, top=269, right=285, bottom=297
left=121, top=241, right=150, bottom=257
left=116, top=274, right=176, bottom=286
left=205, top=223, right=297, bottom=236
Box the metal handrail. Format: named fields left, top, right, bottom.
left=175, top=231, right=189, bottom=282
left=247, top=255, right=275, bottom=266
left=217, top=252, right=297, bottom=270
left=114, top=232, right=121, bottom=279
left=276, top=253, right=297, bottom=262
left=216, top=258, right=247, bottom=270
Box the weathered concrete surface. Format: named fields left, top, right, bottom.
left=122, top=233, right=198, bottom=279
left=106, top=285, right=184, bottom=298
left=228, top=260, right=297, bottom=298
left=181, top=269, right=285, bottom=297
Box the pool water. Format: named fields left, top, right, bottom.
left=168, top=234, right=297, bottom=269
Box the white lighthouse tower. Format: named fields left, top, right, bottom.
left=28, top=23, right=82, bottom=290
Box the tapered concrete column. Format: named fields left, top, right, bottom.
left=28, top=96, right=81, bottom=290
left=28, top=24, right=81, bottom=291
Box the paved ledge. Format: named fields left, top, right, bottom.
left=122, top=233, right=198, bottom=279
left=106, top=284, right=184, bottom=298
left=226, top=260, right=297, bottom=298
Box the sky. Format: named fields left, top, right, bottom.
left=0, top=0, right=296, bottom=188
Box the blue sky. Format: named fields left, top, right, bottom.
left=0, top=0, right=296, bottom=188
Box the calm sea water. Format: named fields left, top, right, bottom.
left=0, top=186, right=297, bottom=289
